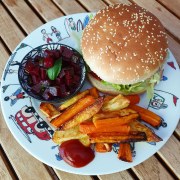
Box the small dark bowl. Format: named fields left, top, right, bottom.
left=18, top=43, right=86, bottom=103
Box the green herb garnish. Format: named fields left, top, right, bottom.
left=47, top=58, right=62, bottom=80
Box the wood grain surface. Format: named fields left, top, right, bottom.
left=0, top=0, right=179, bottom=179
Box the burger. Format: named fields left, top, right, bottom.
left=81, top=3, right=168, bottom=98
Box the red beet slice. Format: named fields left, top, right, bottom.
left=62, top=47, right=73, bottom=59
left=44, top=57, right=54, bottom=68
left=40, top=68, right=47, bottom=80
left=25, top=60, right=35, bottom=73
left=32, top=83, right=42, bottom=94
left=32, top=75, right=41, bottom=84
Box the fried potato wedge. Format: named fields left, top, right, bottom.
left=102, top=94, right=130, bottom=112
left=130, top=105, right=162, bottom=128
left=93, top=113, right=139, bottom=128
left=40, top=102, right=61, bottom=121
left=51, top=95, right=95, bottom=127
left=118, top=143, right=132, bottom=162
left=59, top=90, right=89, bottom=111
left=129, top=120, right=162, bottom=142
left=89, top=131, right=147, bottom=143
left=52, top=126, right=90, bottom=146
left=62, top=97, right=104, bottom=130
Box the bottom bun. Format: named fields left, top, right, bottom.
left=87, top=73, right=146, bottom=95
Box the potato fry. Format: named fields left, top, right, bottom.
left=118, top=143, right=132, bottom=162
left=102, top=94, right=130, bottom=112
left=129, top=120, right=162, bottom=142
left=62, top=97, right=104, bottom=130
left=95, top=143, right=112, bottom=153
left=93, top=108, right=137, bottom=121
left=93, top=113, right=139, bottom=128
left=40, top=102, right=61, bottom=121
left=89, top=87, right=99, bottom=98
left=59, top=90, right=89, bottom=111
left=51, top=95, right=95, bottom=127
left=89, top=131, right=147, bottom=143
left=129, top=105, right=162, bottom=128
left=52, top=126, right=90, bottom=146
left=79, top=121, right=130, bottom=134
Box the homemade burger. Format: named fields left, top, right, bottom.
left=81, top=3, right=168, bottom=97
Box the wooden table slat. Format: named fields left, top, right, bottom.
left=167, top=34, right=180, bottom=66
left=157, top=135, right=180, bottom=179
left=132, top=156, right=174, bottom=180
left=0, top=4, right=24, bottom=51
left=0, top=40, right=10, bottom=79
left=28, top=0, right=64, bottom=22
left=158, top=0, right=180, bottom=19
left=132, top=0, right=180, bottom=41
left=98, top=171, right=134, bottom=180
left=77, top=0, right=106, bottom=12
left=3, top=0, right=43, bottom=34
left=52, top=0, right=86, bottom=14
left=104, top=0, right=131, bottom=5
left=0, top=147, right=14, bottom=180
left=175, top=122, right=180, bottom=139
left=55, top=170, right=93, bottom=180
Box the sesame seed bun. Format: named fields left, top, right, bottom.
left=81, top=3, right=168, bottom=86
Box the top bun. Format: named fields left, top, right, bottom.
left=81, top=3, right=168, bottom=85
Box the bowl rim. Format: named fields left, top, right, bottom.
left=18, top=43, right=86, bottom=103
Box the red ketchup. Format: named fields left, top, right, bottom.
left=59, top=139, right=95, bottom=168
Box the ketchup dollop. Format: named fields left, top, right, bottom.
left=59, top=139, right=95, bottom=168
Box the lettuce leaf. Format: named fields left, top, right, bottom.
left=102, top=72, right=161, bottom=98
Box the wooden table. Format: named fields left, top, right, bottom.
left=0, top=0, right=180, bottom=179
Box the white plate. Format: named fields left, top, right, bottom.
left=1, top=13, right=180, bottom=175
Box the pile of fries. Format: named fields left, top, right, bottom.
left=40, top=88, right=162, bottom=162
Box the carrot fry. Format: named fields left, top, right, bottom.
left=129, top=120, right=162, bottom=142
left=93, top=114, right=139, bottom=128
left=95, top=143, right=112, bottom=153
left=118, top=143, right=132, bottom=162
left=62, top=97, right=103, bottom=130
left=79, top=121, right=130, bottom=134
left=89, top=87, right=99, bottom=98
left=129, top=105, right=162, bottom=128
left=89, top=131, right=147, bottom=143
left=51, top=95, right=95, bottom=127
left=59, top=90, right=89, bottom=111
left=93, top=108, right=137, bottom=121
left=103, top=95, right=115, bottom=105
left=125, top=95, right=140, bottom=105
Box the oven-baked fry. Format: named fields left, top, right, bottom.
left=129, top=105, right=162, bottom=128
left=89, top=131, right=147, bottom=143
left=40, top=102, right=61, bottom=121
left=93, top=113, right=139, bottom=128
left=102, top=94, right=130, bottom=112
left=51, top=95, right=96, bottom=127
left=118, top=143, right=132, bottom=162
left=59, top=90, right=89, bottom=111
left=62, top=97, right=103, bottom=130
left=129, top=120, right=162, bottom=142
